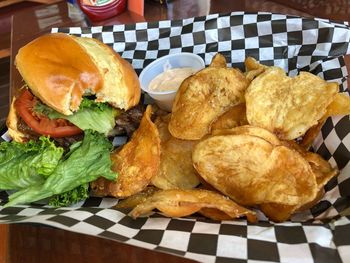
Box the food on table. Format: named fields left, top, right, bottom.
left=151, top=114, right=200, bottom=190
left=168, top=53, right=249, bottom=140
left=91, top=105, right=161, bottom=198
left=117, top=188, right=257, bottom=223
left=2, top=37, right=349, bottom=223
left=8, top=32, right=141, bottom=143
left=148, top=67, right=197, bottom=92
left=245, top=62, right=343, bottom=140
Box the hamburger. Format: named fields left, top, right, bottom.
left=0, top=33, right=143, bottom=207
left=7, top=33, right=141, bottom=144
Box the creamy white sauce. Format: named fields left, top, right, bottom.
left=149, top=67, right=196, bottom=92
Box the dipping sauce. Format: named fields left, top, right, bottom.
left=148, top=67, right=196, bottom=92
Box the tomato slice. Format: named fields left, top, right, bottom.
left=15, top=89, right=82, bottom=138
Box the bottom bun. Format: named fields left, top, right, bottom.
left=6, top=98, right=27, bottom=143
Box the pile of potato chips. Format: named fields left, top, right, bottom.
left=91, top=54, right=350, bottom=222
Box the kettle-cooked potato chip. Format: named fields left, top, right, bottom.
left=94, top=53, right=342, bottom=224
left=153, top=139, right=200, bottom=189
left=244, top=57, right=267, bottom=82
left=209, top=53, right=228, bottom=68
left=260, top=186, right=325, bottom=222
left=127, top=189, right=257, bottom=222
left=168, top=54, right=249, bottom=140
left=326, top=93, right=350, bottom=116
left=201, top=131, right=335, bottom=222
left=282, top=140, right=338, bottom=188
left=245, top=57, right=263, bottom=71
left=91, top=105, right=161, bottom=198
left=115, top=186, right=159, bottom=209
left=192, top=133, right=318, bottom=207
left=260, top=189, right=324, bottom=222
left=259, top=203, right=296, bottom=222
left=298, top=117, right=327, bottom=151
left=245, top=66, right=339, bottom=140
left=260, top=140, right=338, bottom=222
left=155, top=114, right=172, bottom=142
left=210, top=103, right=248, bottom=132
left=300, top=92, right=350, bottom=149
left=151, top=115, right=200, bottom=190
left=211, top=125, right=282, bottom=146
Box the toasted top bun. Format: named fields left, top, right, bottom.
left=15, top=33, right=141, bottom=115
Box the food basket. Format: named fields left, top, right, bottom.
left=1, top=12, right=350, bottom=263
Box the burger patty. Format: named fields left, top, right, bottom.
left=112, top=103, right=168, bottom=137
left=17, top=117, right=84, bottom=150
left=17, top=117, right=41, bottom=140
left=110, top=104, right=146, bottom=137
left=16, top=104, right=147, bottom=150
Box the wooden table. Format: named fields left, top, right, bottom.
left=1, top=0, right=350, bottom=262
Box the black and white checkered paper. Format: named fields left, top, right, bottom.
left=1, top=12, right=350, bottom=263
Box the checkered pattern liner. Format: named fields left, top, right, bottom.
left=1, top=12, right=350, bottom=262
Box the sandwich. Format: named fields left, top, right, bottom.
left=0, top=33, right=142, bottom=207
left=7, top=33, right=141, bottom=144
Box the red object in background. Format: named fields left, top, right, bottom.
left=78, top=0, right=127, bottom=22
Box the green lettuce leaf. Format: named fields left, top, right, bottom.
left=35, top=98, right=119, bottom=135
left=48, top=183, right=89, bottom=207
left=0, top=137, right=64, bottom=190
left=5, top=130, right=117, bottom=207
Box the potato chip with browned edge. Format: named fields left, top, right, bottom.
left=210, top=53, right=227, bottom=68
left=228, top=132, right=335, bottom=222
left=260, top=140, right=338, bottom=222
left=326, top=93, right=350, bottom=116
left=168, top=54, right=249, bottom=140
left=151, top=115, right=200, bottom=190
left=128, top=189, right=257, bottom=223
left=210, top=103, right=248, bottom=132
left=260, top=189, right=325, bottom=222
left=244, top=57, right=267, bottom=82
left=298, top=117, right=327, bottom=151
left=211, top=125, right=281, bottom=146
left=259, top=203, right=296, bottom=222
left=115, top=187, right=159, bottom=209
left=246, top=66, right=339, bottom=140
left=154, top=114, right=172, bottom=142
left=90, top=105, right=161, bottom=198
left=282, top=140, right=338, bottom=188
left=300, top=92, right=350, bottom=149
left=245, top=57, right=262, bottom=71
left=192, top=133, right=318, bottom=207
